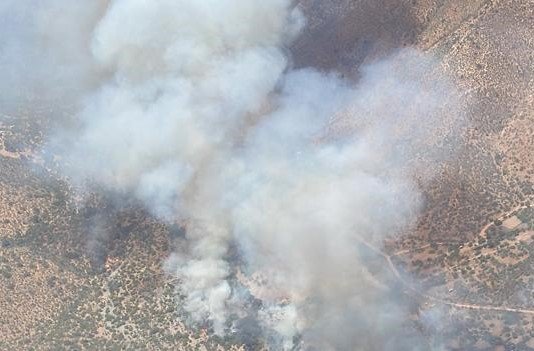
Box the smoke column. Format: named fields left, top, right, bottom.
left=1, top=0, right=464, bottom=349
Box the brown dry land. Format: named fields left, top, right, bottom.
left=1, top=0, right=533, bottom=350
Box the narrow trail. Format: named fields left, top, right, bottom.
left=444, top=204, right=530, bottom=271
left=357, top=204, right=534, bottom=316
left=479, top=204, right=527, bottom=237
left=392, top=241, right=450, bottom=256
left=390, top=203, right=527, bottom=256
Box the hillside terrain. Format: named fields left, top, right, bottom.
left=1, top=0, right=533, bottom=350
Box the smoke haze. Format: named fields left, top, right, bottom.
left=1, top=1, right=465, bottom=349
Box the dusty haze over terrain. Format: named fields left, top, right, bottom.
left=0, top=1, right=532, bottom=350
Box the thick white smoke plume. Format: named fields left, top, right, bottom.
left=2, top=1, right=464, bottom=349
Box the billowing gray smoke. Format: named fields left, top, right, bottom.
left=2, top=1, right=465, bottom=349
